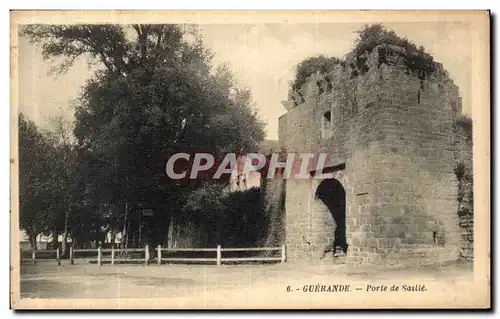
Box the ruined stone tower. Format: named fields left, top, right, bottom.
left=279, top=44, right=464, bottom=266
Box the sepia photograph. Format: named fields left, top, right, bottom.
left=10, top=10, right=490, bottom=309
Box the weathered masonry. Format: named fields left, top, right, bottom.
left=278, top=44, right=468, bottom=266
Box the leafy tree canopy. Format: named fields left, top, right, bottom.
left=20, top=24, right=266, bottom=248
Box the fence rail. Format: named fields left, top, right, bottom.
left=221, top=247, right=281, bottom=252
left=156, top=245, right=286, bottom=265
left=23, top=244, right=286, bottom=266
left=158, top=248, right=217, bottom=252
left=24, top=248, right=62, bottom=265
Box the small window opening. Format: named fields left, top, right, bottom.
left=321, top=111, right=333, bottom=139
left=323, top=111, right=331, bottom=123
left=417, top=90, right=421, bottom=104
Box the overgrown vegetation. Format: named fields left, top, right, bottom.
left=183, top=185, right=264, bottom=247
left=258, top=178, right=286, bottom=250
left=454, top=162, right=473, bottom=217
left=289, top=24, right=437, bottom=102
left=290, top=55, right=344, bottom=94
left=353, top=24, right=436, bottom=82
left=455, top=114, right=473, bottom=142
left=453, top=115, right=473, bottom=218
left=452, top=114, right=473, bottom=259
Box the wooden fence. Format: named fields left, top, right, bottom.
left=156, top=245, right=286, bottom=265
left=24, top=249, right=62, bottom=265
left=24, top=244, right=286, bottom=266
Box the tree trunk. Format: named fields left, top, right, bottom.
left=61, top=219, right=69, bottom=255
left=163, top=215, right=171, bottom=247
left=61, top=198, right=72, bottom=256
left=121, top=202, right=128, bottom=250
left=51, top=229, right=58, bottom=250
left=100, top=231, right=107, bottom=247
left=110, top=229, right=116, bottom=247
left=167, top=216, right=176, bottom=248
left=28, top=232, right=37, bottom=251
left=61, top=232, right=68, bottom=257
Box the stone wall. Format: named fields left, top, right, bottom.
left=453, top=118, right=473, bottom=260
left=278, top=44, right=465, bottom=266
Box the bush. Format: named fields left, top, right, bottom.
left=353, top=24, right=436, bottom=82
left=182, top=184, right=265, bottom=247
left=289, top=24, right=438, bottom=102
left=455, top=115, right=473, bottom=142
left=291, top=55, right=344, bottom=93
left=454, top=161, right=473, bottom=216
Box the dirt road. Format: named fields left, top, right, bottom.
left=16, top=260, right=486, bottom=309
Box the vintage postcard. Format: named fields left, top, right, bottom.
left=10, top=10, right=490, bottom=309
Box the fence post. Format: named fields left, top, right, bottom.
left=97, top=246, right=102, bottom=266
left=157, top=245, right=161, bottom=266
left=216, top=245, right=221, bottom=266
left=111, top=245, right=115, bottom=265
left=145, top=245, right=149, bottom=266
left=32, top=249, right=36, bottom=264
left=70, top=246, right=74, bottom=265
left=56, top=247, right=61, bottom=266
left=281, top=244, right=286, bottom=263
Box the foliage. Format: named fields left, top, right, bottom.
left=454, top=162, right=473, bottom=216
left=183, top=184, right=263, bottom=247
left=19, top=113, right=82, bottom=250
left=18, top=113, right=55, bottom=247
left=290, top=55, right=344, bottom=93
left=289, top=24, right=437, bottom=101
left=454, top=115, right=473, bottom=142
left=20, top=24, right=266, bottom=248
left=353, top=24, right=436, bottom=82
left=222, top=187, right=263, bottom=247
left=453, top=114, right=473, bottom=218
left=183, top=183, right=228, bottom=214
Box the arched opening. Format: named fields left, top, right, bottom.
left=315, top=178, right=347, bottom=256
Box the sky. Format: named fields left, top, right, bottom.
left=18, top=22, right=472, bottom=140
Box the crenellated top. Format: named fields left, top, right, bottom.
left=286, top=44, right=461, bottom=114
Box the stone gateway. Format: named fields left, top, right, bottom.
left=277, top=44, right=469, bottom=266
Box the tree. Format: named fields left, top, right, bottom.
left=19, top=113, right=82, bottom=253
left=18, top=113, right=55, bottom=249
left=22, top=24, right=266, bottom=247
left=46, top=116, right=78, bottom=255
